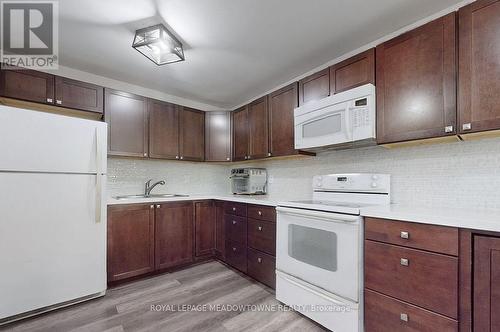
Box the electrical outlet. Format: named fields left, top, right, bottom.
left=268, top=175, right=274, bottom=184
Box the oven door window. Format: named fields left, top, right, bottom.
left=288, top=224, right=337, bottom=272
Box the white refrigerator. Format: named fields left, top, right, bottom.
left=0, top=106, right=107, bottom=323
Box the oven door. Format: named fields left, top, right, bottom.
left=276, top=206, right=361, bottom=303
left=294, top=101, right=351, bottom=149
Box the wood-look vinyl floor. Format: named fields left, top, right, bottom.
left=1, top=261, right=328, bottom=332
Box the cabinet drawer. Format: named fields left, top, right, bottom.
left=365, top=217, right=458, bottom=256
left=248, top=218, right=276, bottom=255
left=224, top=201, right=247, bottom=217
left=365, top=240, right=458, bottom=319
left=247, top=205, right=276, bottom=222
left=247, top=248, right=276, bottom=289
left=225, top=240, right=247, bottom=273
left=365, top=289, right=458, bottom=332
left=224, top=214, right=247, bottom=244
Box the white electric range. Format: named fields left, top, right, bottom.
left=276, top=173, right=391, bottom=332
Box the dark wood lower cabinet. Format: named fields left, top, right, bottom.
left=214, top=201, right=226, bottom=260
left=194, top=201, right=215, bottom=257
left=155, top=202, right=194, bottom=270
left=107, top=204, right=155, bottom=282
left=247, top=248, right=276, bottom=288
left=225, top=240, right=247, bottom=273
left=365, top=289, right=458, bottom=332
left=473, top=235, right=500, bottom=331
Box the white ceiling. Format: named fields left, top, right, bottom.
left=59, top=0, right=464, bottom=109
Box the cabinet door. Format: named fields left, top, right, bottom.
left=459, top=0, right=500, bottom=134
left=148, top=99, right=179, bottom=159
left=105, top=89, right=148, bottom=157
left=155, top=202, right=194, bottom=270
left=248, top=96, right=269, bottom=160
left=179, top=107, right=205, bottom=161
left=298, top=68, right=330, bottom=106
left=376, top=13, right=456, bottom=144
left=0, top=65, right=54, bottom=104
left=205, top=112, right=231, bottom=162
left=232, top=106, right=249, bottom=161
left=215, top=201, right=226, bottom=260
left=473, top=236, right=500, bottom=331
left=195, top=201, right=216, bottom=257
left=54, top=76, right=104, bottom=113
left=107, top=204, right=155, bottom=282
left=269, top=83, right=298, bottom=157
left=330, top=48, right=375, bottom=94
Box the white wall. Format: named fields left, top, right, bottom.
left=109, top=137, right=500, bottom=210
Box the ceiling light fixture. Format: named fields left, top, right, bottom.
left=132, top=24, right=184, bottom=65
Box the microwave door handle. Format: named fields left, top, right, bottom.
left=344, top=106, right=353, bottom=141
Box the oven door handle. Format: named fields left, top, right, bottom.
left=276, top=206, right=360, bottom=223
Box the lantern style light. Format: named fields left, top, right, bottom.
left=132, top=24, right=184, bottom=65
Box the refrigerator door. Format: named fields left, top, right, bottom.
left=0, top=172, right=106, bottom=320
left=0, top=106, right=107, bottom=174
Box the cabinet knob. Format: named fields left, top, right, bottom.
left=400, top=231, right=409, bottom=239
left=232, top=207, right=236, bottom=211
left=400, top=258, right=409, bottom=266
left=46, top=98, right=53, bottom=103
left=156, top=205, right=160, bottom=209
left=56, top=99, right=62, bottom=105
left=180, top=156, right=184, bottom=160
left=267, top=152, right=272, bottom=157
left=444, top=125, right=453, bottom=133
left=462, top=123, right=472, bottom=131
left=143, top=153, right=147, bottom=157
left=247, top=156, right=251, bottom=160
left=244, top=156, right=248, bottom=160
left=232, top=220, right=237, bottom=225
left=175, top=156, right=179, bottom=159
left=150, top=205, right=154, bottom=209
left=226, top=157, right=230, bottom=161
left=258, top=226, right=263, bottom=231
left=400, top=313, right=408, bottom=322
left=258, top=211, right=262, bottom=216
left=232, top=247, right=236, bottom=252
left=257, top=257, right=262, bottom=263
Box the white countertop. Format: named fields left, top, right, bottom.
left=360, top=204, right=500, bottom=233
left=108, top=195, right=500, bottom=233
left=107, top=195, right=279, bottom=207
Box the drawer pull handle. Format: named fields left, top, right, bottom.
left=232, top=247, right=236, bottom=252
left=400, top=231, right=409, bottom=239
left=46, top=98, right=53, bottom=103
left=232, top=207, right=236, bottom=211
left=150, top=205, right=154, bottom=209
left=258, top=211, right=262, bottom=216
left=400, top=258, right=409, bottom=266
left=232, top=220, right=237, bottom=225
left=400, top=313, right=408, bottom=322
left=257, top=257, right=262, bottom=263
left=156, top=205, right=160, bottom=209
left=258, top=226, right=263, bottom=231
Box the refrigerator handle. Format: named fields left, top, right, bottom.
left=95, top=127, right=104, bottom=224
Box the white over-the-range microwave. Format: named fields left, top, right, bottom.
left=294, top=83, right=375, bottom=151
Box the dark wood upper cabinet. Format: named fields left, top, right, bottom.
left=232, top=106, right=249, bottom=161
left=54, top=76, right=103, bottom=113
left=205, top=111, right=231, bottom=162
left=330, top=48, right=375, bottom=94
left=179, top=107, right=205, bottom=161
left=148, top=99, right=179, bottom=160
left=248, top=96, right=269, bottom=160
left=473, top=235, right=500, bottom=331
left=459, top=0, right=500, bottom=134
left=298, top=68, right=330, bottom=106
left=107, top=204, right=155, bottom=282
left=195, top=201, right=216, bottom=257
left=0, top=65, right=54, bottom=104
left=269, top=83, right=299, bottom=157
left=155, top=202, right=194, bottom=270
left=105, top=89, right=148, bottom=158
left=376, top=13, right=457, bottom=144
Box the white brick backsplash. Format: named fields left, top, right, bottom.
left=108, top=137, right=500, bottom=210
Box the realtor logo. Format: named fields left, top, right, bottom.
left=1, top=1, right=59, bottom=69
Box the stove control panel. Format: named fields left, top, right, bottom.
left=312, top=173, right=390, bottom=193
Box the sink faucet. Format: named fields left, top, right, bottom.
left=144, top=179, right=166, bottom=197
